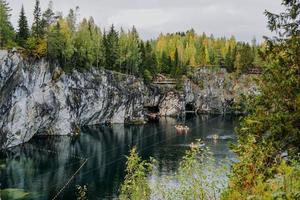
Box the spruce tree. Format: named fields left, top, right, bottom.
left=32, top=0, right=42, bottom=38
left=67, top=7, right=79, bottom=32
left=0, top=0, right=14, bottom=47
left=127, top=26, right=141, bottom=75
left=173, top=48, right=181, bottom=77
left=143, top=41, right=156, bottom=74
left=17, top=5, right=29, bottom=47
left=104, top=25, right=119, bottom=70
left=224, top=46, right=234, bottom=72
left=0, top=0, right=11, bottom=15
left=139, top=41, right=146, bottom=72
left=224, top=0, right=300, bottom=197
left=41, top=1, right=55, bottom=34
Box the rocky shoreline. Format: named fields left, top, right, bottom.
left=0, top=50, right=258, bottom=149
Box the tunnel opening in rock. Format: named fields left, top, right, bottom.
left=185, top=103, right=195, bottom=112
left=144, top=106, right=160, bottom=121
left=145, top=105, right=160, bottom=113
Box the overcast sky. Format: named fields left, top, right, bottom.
left=9, top=0, right=283, bottom=42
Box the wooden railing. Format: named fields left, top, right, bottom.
left=247, top=68, right=262, bottom=74
left=153, top=79, right=176, bottom=84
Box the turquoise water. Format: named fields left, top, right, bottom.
left=0, top=114, right=237, bottom=199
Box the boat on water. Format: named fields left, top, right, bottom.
left=175, top=124, right=190, bottom=133
left=212, top=134, right=219, bottom=140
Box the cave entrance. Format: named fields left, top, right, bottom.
left=145, top=105, right=160, bottom=113
left=185, top=103, right=196, bottom=113
left=144, top=106, right=160, bottom=122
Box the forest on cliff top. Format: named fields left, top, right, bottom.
left=1, top=0, right=261, bottom=83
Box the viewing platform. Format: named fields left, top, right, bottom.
left=247, top=67, right=262, bottom=75
left=152, top=74, right=176, bottom=85
left=153, top=79, right=176, bottom=85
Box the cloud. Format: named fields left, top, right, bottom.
left=107, top=9, right=173, bottom=30
left=8, top=0, right=283, bottom=42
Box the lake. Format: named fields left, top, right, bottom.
left=0, top=114, right=238, bottom=199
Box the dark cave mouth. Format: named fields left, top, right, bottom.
left=185, top=103, right=196, bottom=112
left=144, top=105, right=160, bottom=113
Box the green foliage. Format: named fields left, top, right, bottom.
left=234, top=42, right=254, bottom=74
left=66, top=7, right=79, bottom=32
left=41, top=1, right=55, bottom=34
left=222, top=144, right=300, bottom=199
left=0, top=188, right=30, bottom=199
left=152, top=141, right=227, bottom=200
left=222, top=135, right=278, bottom=198
left=139, top=41, right=157, bottom=82
left=0, top=0, right=15, bottom=48
left=235, top=0, right=300, bottom=155
left=119, top=147, right=154, bottom=200
left=31, top=0, right=44, bottom=39
left=25, top=37, right=47, bottom=59
left=223, top=0, right=300, bottom=198
left=16, top=5, right=29, bottom=47
left=120, top=141, right=228, bottom=200
left=175, top=78, right=184, bottom=91
left=154, top=32, right=259, bottom=75
left=72, top=17, right=102, bottom=70
left=143, top=69, right=153, bottom=83
left=0, top=0, right=262, bottom=78
left=118, top=26, right=142, bottom=75
left=76, top=185, right=88, bottom=200
left=104, top=24, right=120, bottom=70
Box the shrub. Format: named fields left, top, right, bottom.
left=119, top=147, right=155, bottom=200
left=152, top=141, right=228, bottom=200
left=120, top=141, right=229, bottom=200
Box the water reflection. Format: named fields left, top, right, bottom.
left=0, top=115, right=237, bottom=199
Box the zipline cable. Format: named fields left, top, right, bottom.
left=8, top=114, right=222, bottom=199
left=51, top=158, right=88, bottom=200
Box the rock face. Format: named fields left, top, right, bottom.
left=159, top=91, right=184, bottom=116
left=0, top=51, right=257, bottom=149
left=0, top=51, right=148, bottom=149
left=184, top=68, right=259, bottom=114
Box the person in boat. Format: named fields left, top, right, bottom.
left=212, top=134, right=219, bottom=140
left=175, top=124, right=190, bottom=132
left=175, top=124, right=183, bottom=130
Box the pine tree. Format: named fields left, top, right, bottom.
left=139, top=41, right=146, bottom=73
left=48, top=18, right=74, bottom=67
left=161, top=51, right=172, bottom=74
left=234, top=53, right=242, bottom=73
left=174, top=48, right=179, bottom=67
left=101, top=31, right=107, bottom=66
left=67, top=7, right=79, bottom=32
left=224, top=0, right=300, bottom=197
left=0, top=0, right=11, bottom=16
left=172, top=48, right=181, bottom=76
left=144, top=41, right=156, bottom=74
left=16, top=5, right=29, bottom=47
left=224, top=46, right=234, bottom=72
left=0, top=0, right=14, bottom=47
left=32, top=0, right=42, bottom=38
left=104, top=24, right=119, bottom=70
left=234, top=43, right=254, bottom=74
left=127, top=27, right=141, bottom=75
left=47, top=22, right=63, bottom=62
left=41, top=1, right=55, bottom=34
left=199, top=45, right=210, bottom=66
